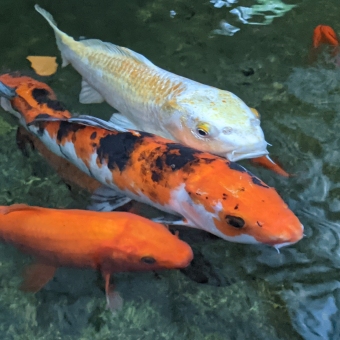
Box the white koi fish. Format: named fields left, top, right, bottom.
left=35, top=5, right=269, bottom=162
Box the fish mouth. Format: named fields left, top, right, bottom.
left=272, top=223, right=305, bottom=251
left=226, top=144, right=269, bottom=162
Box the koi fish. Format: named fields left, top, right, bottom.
left=311, top=25, right=340, bottom=66
left=34, top=5, right=269, bottom=162
left=16, top=126, right=102, bottom=193
left=0, top=77, right=304, bottom=249
left=0, top=73, right=101, bottom=193
left=0, top=204, right=193, bottom=311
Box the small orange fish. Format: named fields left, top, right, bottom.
left=313, top=25, right=339, bottom=48
left=311, top=25, right=340, bottom=65
left=0, top=204, right=193, bottom=311
left=251, top=155, right=290, bottom=177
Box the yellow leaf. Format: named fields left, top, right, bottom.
left=26, top=56, right=58, bottom=76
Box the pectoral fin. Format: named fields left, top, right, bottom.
left=104, top=273, right=123, bottom=314
left=108, top=113, right=138, bottom=130
left=79, top=79, right=104, bottom=104
left=20, top=262, right=56, bottom=293
left=87, top=186, right=132, bottom=211
left=151, top=216, right=192, bottom=226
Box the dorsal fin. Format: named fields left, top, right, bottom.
left=0, top=204, right=41, bottom=215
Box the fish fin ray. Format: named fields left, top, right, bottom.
left=108, top=113, right=138, bottom=130
left=79, top=79, right=104, bottom=104
left=20, top=262, right=56, bottom=293
left=104, top=273, right=123, bottom=314
left=151, top=216, right=193, bottom=227
left=87, top=186, right=132, bottom=211
left=68, top=115, right=129, bottom=132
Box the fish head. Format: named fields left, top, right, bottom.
left=0, top=73, right=71, bottom=124
left=165, top=88, right=268, bottom=161
left=105, top=215, right=193, bottom=273
left=182, top=160, right=303, bottom=248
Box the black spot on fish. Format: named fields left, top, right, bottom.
left=90, top=132, right=97, bottom=140
left=252, top=176, right=269, bottom=188
left=151, top=171, right=162, bottom=182
left=97, top=132, right=141, bottom=171
left=234, top=204, right=239, bottom=210
left=141, top=256, right=156, bottom=264
left=57, top=121, right=86, bottom=142
left=34, top=122, right=45, bottom=137
left=163, top=143, right=199, bottom=170
left=257, top=221, right=263, bottom=227
left=155, top=155, right=163, bottom=171
left=34, top=113, right=52, bottom=120
left=225, top=215, right=245, bottom=229
left=228, top=162, right=247, bottom=173
left=31, top=88, right=66, bottom=112
left=200, top=158, right=215, bottom=164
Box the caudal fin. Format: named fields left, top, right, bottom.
left=34, top=5, right=72, bottom=67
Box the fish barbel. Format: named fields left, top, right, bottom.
left=34, top=5, right=269, bottom=162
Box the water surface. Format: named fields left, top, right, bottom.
left=0, top=0, right=339, bottom=339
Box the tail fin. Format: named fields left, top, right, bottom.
left=0, top=81, right=16, bottom=100
left=34, top=5, right=73, bottom=67
left=0, top=81, right=20, bottom=118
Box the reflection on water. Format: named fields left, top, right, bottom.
left=0, top=0, right=340, bottom=339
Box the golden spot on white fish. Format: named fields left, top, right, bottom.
left=81, top=49, right=186, bottom=111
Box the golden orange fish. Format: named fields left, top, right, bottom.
left=0, top=204, right=193, bottom=311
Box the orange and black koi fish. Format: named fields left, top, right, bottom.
left=0, top=74, right=304, bottom=249
left=0, top=73, right=101, bottom=193
left=0, top=204, right=193, bottom=311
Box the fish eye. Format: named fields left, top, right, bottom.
left=141, top=256, right=156, bottom=264
left=225, top=215, right=245, bottom=229
left=197, top=128, right=208, bottom=136
left=195, top=122, right=210, bottom=138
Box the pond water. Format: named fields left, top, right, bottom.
left=0, top=0, right=339, bottom=339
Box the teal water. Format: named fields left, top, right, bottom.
left=0, top=0, right=339, bottom=339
